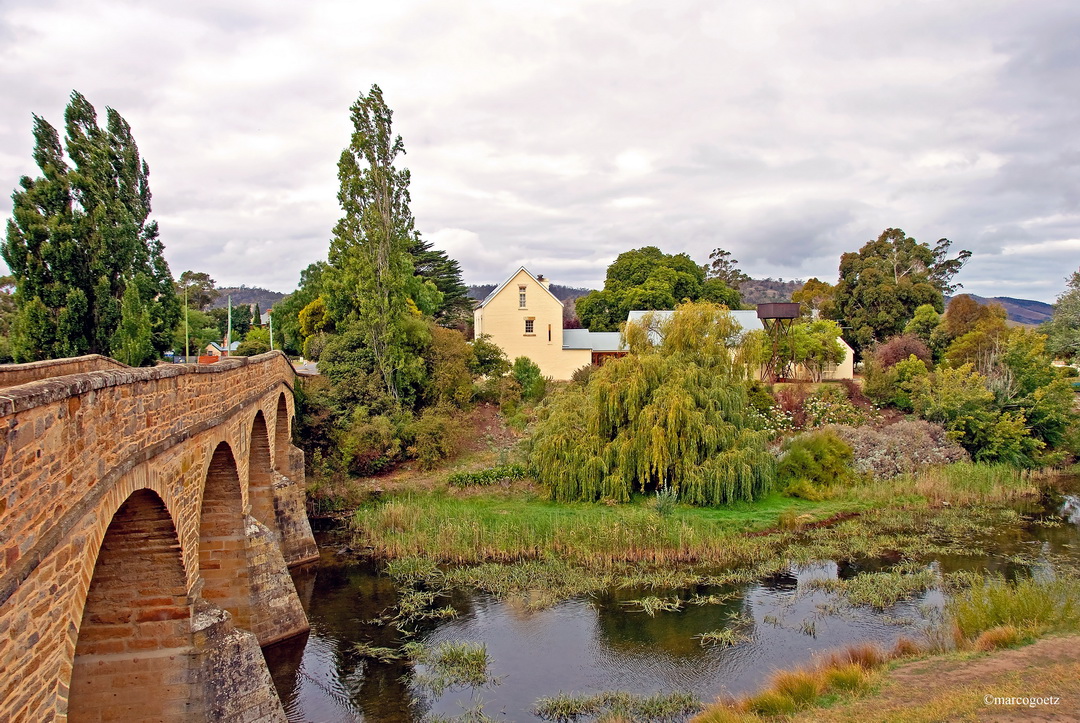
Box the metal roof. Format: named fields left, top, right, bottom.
left=562, top=329, right=624, bottom=351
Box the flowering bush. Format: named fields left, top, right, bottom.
left=753, top=384, right=876, bottom=436
left=802, top=386, right=876, bottom=427
left=823, top=419, right=969, bottom=480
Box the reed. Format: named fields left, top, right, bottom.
left=695, top=629, right=750, bottom=648
left=533, top=691, right=701, bottom=721
left=804, top=562, right=939, bottom=609
left=948, top=574, right=1080, bottom=642
left=409, top=640, right=494, bottom=697
left=908, top=462, right=1037, bottom=505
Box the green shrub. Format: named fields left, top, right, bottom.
left=746, top=380, right=775, bottom=413
left=512, top=356, right=547, bottom=402
left=949, top=575, right=1080, bottom=641
left=570, top=364, right=595, bottom=386
left=469, top=334, right=510, bottom=377
left=405, top=405, right=461, bottom=470
left=340, top=410, right=401, bottom=476
left=447, top=464, right=529, bottom=487
left=778, top=429, right=854, bottom=496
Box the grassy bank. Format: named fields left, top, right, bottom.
left=351, top=462, right=1042, bottom=566
left=347, top=461, right=1056, bottom=608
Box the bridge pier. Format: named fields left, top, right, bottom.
left=192, top=603, right=287, bottom=722
left=244, top=516, right=309, bottom=646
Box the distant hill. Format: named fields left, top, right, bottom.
left=468, top=283, right=594, bottom=304
left=950, top=294, right=1054, bottom=326
left=211, top=286, right=287, bottom=310
left=739, top=278, right=804, bottom=305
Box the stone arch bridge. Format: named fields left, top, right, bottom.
left=0, top=352, right=319, bottom=721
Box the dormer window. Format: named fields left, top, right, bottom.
left=519, top=286, right=527, bottom=308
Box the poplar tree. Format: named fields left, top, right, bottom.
left=2, top=91, right=179, bottom=362
left=324, top=85, right=418, bottom=401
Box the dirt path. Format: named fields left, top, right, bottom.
left=801, top=635, right=1080, bottom=722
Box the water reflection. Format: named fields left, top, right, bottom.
left=264, top=480, right=1080, bottom=722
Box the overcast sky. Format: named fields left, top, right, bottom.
left=2, top=0, right=1078, bottom=302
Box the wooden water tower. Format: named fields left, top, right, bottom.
left=757, top=303, right=801, bottom=381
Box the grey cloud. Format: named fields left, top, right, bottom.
left=2, top=0, right=1079, bottom=303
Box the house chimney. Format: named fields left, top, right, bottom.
left=536, top=274, right=551, bottom=289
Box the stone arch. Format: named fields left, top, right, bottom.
left=273, top=392, right=290, bottom=473
left=68, top=489, right=195, bottom=721
left=198, top=442, right=255, bottom=630
left=248, top=411, right=277, bottom=530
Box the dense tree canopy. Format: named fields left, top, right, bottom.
left=830, top=228, right=970, bottom=357
left=1045, top=268, right=1080, bottom=363
left=272, top=261, right=327, bottom=355
left=576, top=246, right=740, bottom=331
left=408, top=236, right=471, bottom=323
left=1, top=92, right=178, bottom=363
left=176, top=270, right=219, bottom=311
left=531, top=301, right=775, bottom=505
left=791, top=278, right=835, bottom=318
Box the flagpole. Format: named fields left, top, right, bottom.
left=184, top=286, right=190, bottom=363
left=226, top=295, right=232, bottom=356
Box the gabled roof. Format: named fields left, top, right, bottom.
left=477, top=266, right=564, bottom=309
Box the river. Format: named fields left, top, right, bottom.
left=264, top=485, right=1080, bottom=722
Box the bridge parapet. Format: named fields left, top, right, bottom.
left=0, top=354, right=129, bottom=390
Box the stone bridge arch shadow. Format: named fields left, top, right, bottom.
left=201, top=440, right=307, bottom=647
left=69, top=489, right=196, bottom=721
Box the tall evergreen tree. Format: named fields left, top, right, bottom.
left=407, top=235, right=471, bottom=322
left=111, top=277, right=153, bottom=366
left=2, top=91, right=178, bottom=362
left=324, top=85, right=419, bottom=402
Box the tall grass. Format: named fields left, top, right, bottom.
left=693, top=642, right=887, bottom=721
left=353, top=491, right=795, bottom=566
left=949, top=575, right=1080, bottom=642
left=907, top=462, right=1037, bottom=505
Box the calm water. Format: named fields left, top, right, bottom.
left=264, top=486, right=1080, bottom=722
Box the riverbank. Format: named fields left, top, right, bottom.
left=801, top=634, right=1080, bottom=722
left=690, top=571, right=1080, bottom=721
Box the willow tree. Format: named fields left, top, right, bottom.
left=530, top=301, right=775, bottom=506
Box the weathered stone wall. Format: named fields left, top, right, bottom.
left=0, top=351, right=316, bottom=721
left=0, top=354, right=128, bottom=389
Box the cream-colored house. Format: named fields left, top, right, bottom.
left=474, top=267, right=595, bottom=379
left=476, top=267, right=854, bottom=381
